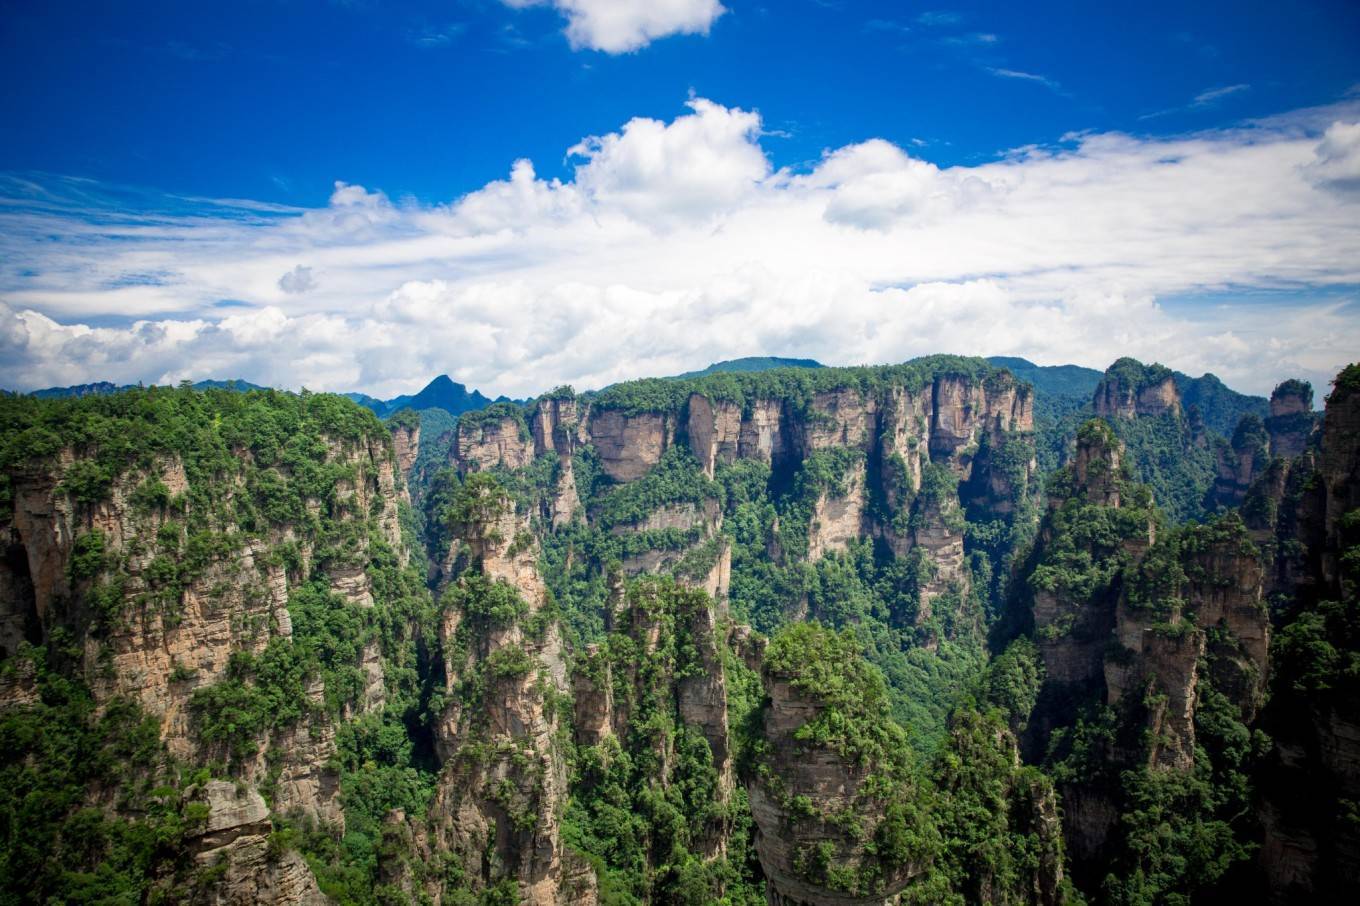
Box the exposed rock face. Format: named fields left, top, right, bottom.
left=455, top=412, right=535, bottom=472
left=567, top=579, right=738, bottom=873
left=390, top=420, right=420, bottom=490
left=1266, top=380, right=1316, bottom=459
left=748, top=661, right=927, bottom=905
left=1028, top=425, right=1139, bottom=752
left=1211, top=415, right=1269, bottom=509
left=1025, top=418, right=1272, bottom=875
left=1, top=432, right=402, bottom=777
left=930, top=373, right=1034, bottom=463
left=1254, top=366, right=1360, bottom=903
left=740, top=398, right=790, bottom=466
left=531, top=395, right=581, bottom=457
left=0, top=408, right=424, bottom=906
left=910, top=492, right=969, bottom=629
left=587, top=408, right=677, bottom=482
left=426, top=487, right=588, bottom=905
left=1319, top=375, right=1360, bottom=588
left=1071, top=426, right=1124, bottom=507
left=188, top=781, right=330, bottom=906
left=613, top=497, right=725, bottom=581
left=795, top=388, right=876, bottom=458
left=1093, top=359, right=1181, bottom=420
left=806, top=461, right=867, bottom=563
left=687, top=393, right=744, bottom=477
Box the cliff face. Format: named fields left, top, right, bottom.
left=748, top=628, right=932, bottom=906
left=188, top=781, right=330, bottom=906
left=390, top=420, right=420, bottom=492
left=1027, top=423, right=1139, bottom=745
left=0, top=388, right=417, bottom=903
left=454, top=409, right=535, bottom=473
left=575, top=579, right=736, bottom=849
left=1020, top=418, right=1270, bottom=877
left=1266, top=380, right=1317, bottom=459
left=1253, top=365, right=1360, bottom=902
left=1210, top=415, right=1270, bottom=509
left=587, top=408, right=677, bottom=482
left=1, top=431, right=401, bottom=768
left=424, top=482, right=590, bottom=905
left=1093, top=359, right=1181, bottom=420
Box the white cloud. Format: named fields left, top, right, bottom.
left=988, top=67, right=1064, bottom=93
left=2, top=98, right=1360, bottom=399
left=1305, top=120, right=1360, bottom=190
left=566, top=97, right=768, bottom=223
left=502, top=0, right=725, bottom=53
left=1193, top=83, right=1250, bottom=106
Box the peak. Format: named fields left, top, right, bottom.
left=422, top=374, right=463, bottom=392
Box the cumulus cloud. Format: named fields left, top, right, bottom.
left=2, top=98, right=1359, bottom=399
left=502, top=0, right=726, bottom=53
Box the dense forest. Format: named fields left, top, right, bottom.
left=0, top=355, right=1354, bottom=905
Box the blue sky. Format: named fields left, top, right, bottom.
left=1, top=0, right=1359, bottom=397
left=5, top=0, right=1358, bottom=205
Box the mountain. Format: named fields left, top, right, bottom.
left=29, top=377, right=267, bottom=398
left=987, top=355, right=1104, bottom=399
left=2, top=357, right=1357, bottom=905
left=667, top=355, right=824, bottom=380
left=1174, top=370, right=1270, bottom=438
left=349, top=374, right=504, bottom=419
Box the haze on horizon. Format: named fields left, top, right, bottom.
left=2, top=0, right=1359, bottom=400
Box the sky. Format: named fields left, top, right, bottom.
left=1, top=0, right=1359, bottom=399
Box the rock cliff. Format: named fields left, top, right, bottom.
left=423, top=477, right=591, bottom=905
left=1266, top=379, right=1318, bottom=459
left=1092, top=358, right=1181, bottom=420
left=0, top=387, right=414, bottom=903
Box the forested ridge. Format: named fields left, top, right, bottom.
left=0, top=355, right=1353, bottom=905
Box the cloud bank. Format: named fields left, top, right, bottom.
left=2, top=97, right=1359, bottom=399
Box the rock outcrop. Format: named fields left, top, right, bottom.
left=1253, top=365, right=1360, bottom=903
left=454, top=408, right=536, bottom=472
left=749, top=628, right=931, bottom=906
left=188, top=781, right=329, bottom=906
left=424, top=481, right=591, bottom=905
left=1210, top=414, right=1270, bottom=509
left=390, top=418, right=420, bottom=490
left=1266, top=379, right=1317, bottom=459
left=1093, top=358, right=1181, bottom=420
left=0, top=391, right=416, bottom=903
left=587, top=408, right=678, bottom=482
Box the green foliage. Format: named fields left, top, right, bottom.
left=456, top=402, right=530, bottom=441
left=1104, top=358, right=1173, bottom=394
left=589, top=354, right=1015, bottom=417
left=384, top=407, right=421, bottom=432
left=593, top=447, right=718, bottom=530
left=1100, top=765, right=1251, bottom=906
left=1331, top=362, right=1360, bottom=397
left=1105, top=411, right=1215, bottom=524
left=918, top=708, right=1072, bottom=905
left=564, top=579, right=765, bottom=905
left=764, top=622, right=910, bottom=766
left=0, top=650, right=198, bottom=903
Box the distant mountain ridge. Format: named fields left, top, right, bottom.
left=350, top=374, right=509, bottom=419
left=30, top=378, right=267, bottom=399
left=665, top=356, right=824, bottom=380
